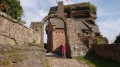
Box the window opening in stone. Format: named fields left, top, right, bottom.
left=59, top=30, right=61, bottom=33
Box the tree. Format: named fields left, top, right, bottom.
left=0, top=0, right=23, bottom=20
left=114, top=33, right=120, bottom=44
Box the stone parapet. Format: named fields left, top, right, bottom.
left=0, top=11, right=29, bottom=29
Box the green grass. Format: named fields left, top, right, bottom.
left=0, top=50, right=26, bottom=64
left=76, top=54, right=120, bottom=67
left=8, top=50, right=24, bottom=62
left=2, top=60, right=12, bottom=66
left=0, top=50, right=24, bottom=66
left=45, top=58, right=50, bottom=67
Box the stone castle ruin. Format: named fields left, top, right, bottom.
left=0, top=1, right=120, bottom=63
left=45, top=1, right=108, bottom=58
left=0, top=1, right=108, bottom=58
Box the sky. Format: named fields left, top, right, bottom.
left=20, top=0, right=120, bottom=43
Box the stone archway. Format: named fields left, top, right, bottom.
left=42, top=14, right=71, bottom=57
left=42, top=14, right=66, bottom=23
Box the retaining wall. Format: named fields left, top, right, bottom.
left=0, top=11, right=41, bottom=45
left=93, top=44, right=120, bottom=62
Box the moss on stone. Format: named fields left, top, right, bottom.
left=0, top=49, right=27, bottom=66
left=95, top=37, right=108, bottom=44
left=8, top=50, right=24, bottom=62
left=89, top=3, right=97, bottom=14
left=2, top=60, right=12, bottom=66
left=45, top=58, right=50, bottom=67
left=49, top=2, right=97, bottom=15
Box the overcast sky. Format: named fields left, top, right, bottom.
left=20, top=0, right=120, bottom=43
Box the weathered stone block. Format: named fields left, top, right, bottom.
left=0, top=35, right=16, bottom=45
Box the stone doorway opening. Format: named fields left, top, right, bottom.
left=42, top=14, right=72, bottom=58
left=42, top=1, right=72, bottom=58
left=44, top=17, right=66, bottom=54
left=44, top=21, right=48, bottom=50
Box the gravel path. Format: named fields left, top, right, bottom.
left=46, top=53, right=89, bottom=67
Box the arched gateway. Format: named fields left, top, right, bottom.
left=42, top=14, right=71, bottom=57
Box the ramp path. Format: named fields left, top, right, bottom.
left=46, top=53, right=89, bottom=67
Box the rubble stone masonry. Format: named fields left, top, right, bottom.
left=0, top=11, right=42, bottom=45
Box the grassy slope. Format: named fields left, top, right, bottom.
left=46, top=58, right=50, bottom=67
left=76, top=54, right=120, bottom=67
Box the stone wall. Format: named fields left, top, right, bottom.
left=52, top=29, right=66, bottom=53
left=30, top=22, right=44, bottom=45
left=46, top=19, right=66, bottom=53
left=66, top=18, right=89, bottom=58
left=93, top=44, right=120, bottom=62
left=0, top=11, right=41, bottom=45
left=46, top=22, right=53, bottom=52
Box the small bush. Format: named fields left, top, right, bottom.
left=114, top=33, right=120, bottom=43
left=89, top=3, right=97, bottom=14
left=95, top=37, right=108, bottom=44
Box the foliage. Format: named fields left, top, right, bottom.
left=114, top=33, right=120, bottom=43
left=28, top=39, right=44, bottom=48
left=35, top=28, right=40, bottom=32
left=0, top=0, right=23, bottom=20
left=50, top=2, right=97, bottom=15
left=8, top=50, right=24, bottom=62
left=21, top=20, right=26, bottom=24
left=76, top=54, right=120, bottom=67
left=65, top=2, right=97, bottom=13
left=45, top=58, right=50, bottom=67
left=89, top=3, right=97, bottom=14
left=95, top=37, right=108, bottom=44
left=29, top=39, right=37, bottom=46
left=2, top=60, right=11, bottom=66
left=0, top=50, right=26, bottom=66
